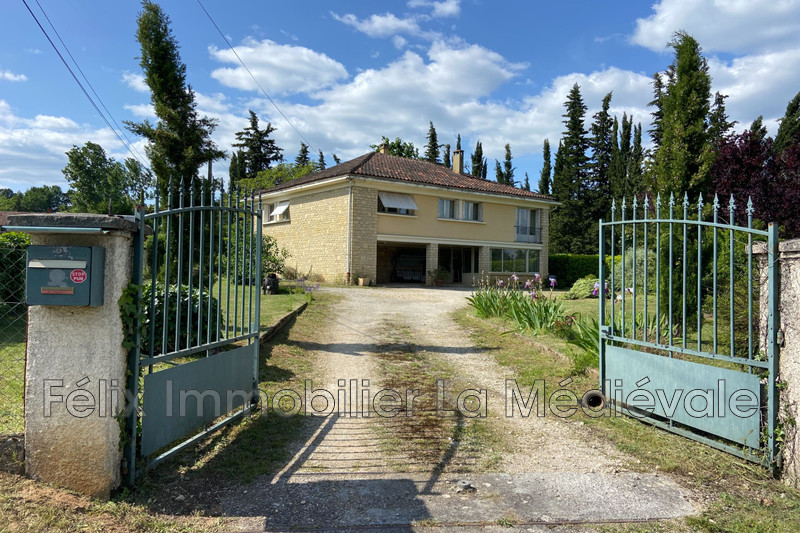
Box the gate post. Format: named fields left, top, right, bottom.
left=7, top=213, right=141, bottom=498
left=755, top=236, right=799, bottom=486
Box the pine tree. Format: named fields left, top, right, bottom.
left=233, top=110, right=283, bottom=180
left=650, top=31, right=714, bottom=197
left=750, top=116, right=768, bottom=142
left=317, top=150, right=326, bottom=170
left=775, top=90, right=800, bottom=153
left=295, top=143, right=310, bottom=166
left=442, top=144, right=451, bottom=168
left=708, top=92, right=736, bottom=145
left=332, top=154, right=341, bottom=166
left=125, top=0, right=224, bottom=202
left=424, top=121, right=440, bottom=163
left=538, top=139, right=551, bottom=194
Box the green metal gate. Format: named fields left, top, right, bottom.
left=598, top=193, right=780, bottom=466
left=124, top=181, right=262, bottom=483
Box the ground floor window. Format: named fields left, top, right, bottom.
left=490, top=248, right=539, bottom=273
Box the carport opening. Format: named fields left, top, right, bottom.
left=377, top=245, right=426, bottom=284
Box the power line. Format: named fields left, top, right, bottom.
left=21, top=0, right=152, bottom=173
left=33, top=0, right=149, bottom=168
left=195, top=0, right=317, bottom=153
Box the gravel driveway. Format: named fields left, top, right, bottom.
left=223, top=286, right=697, bottom=531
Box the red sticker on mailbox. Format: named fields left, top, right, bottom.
left=70, top=269, right=87, bottom=284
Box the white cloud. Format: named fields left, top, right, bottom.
left=124, top=103, right=156, bottom=119
left=0, top=69, right=27, bottom=82
left=632, top=0, right=800, bottom=54
left=393, top=35, right=408, bottom=50
left=0, top=100, right=122, bottom=190
left=122, top=72, right=148, bottom=92
left=209, top=38, right=348, bottom=95
left=408, top=0, right=462, bottom=18
left=332, top=12, right=422, bottom=38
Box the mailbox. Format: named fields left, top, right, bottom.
left=26, top=246, right=105, bottom=307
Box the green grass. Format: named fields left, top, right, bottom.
left=458, top=302, right=800, bottom=532
left=0, top=312, right=26, bottom=434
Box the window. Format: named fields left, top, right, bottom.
left=438, top=199, right=458, bottom=219
left=463, top=201, right=483, bottom=221
left=489, top=248, right=540, bottom=273
left=266, top=201, right=290, bottom=222
left=515, top=208, right=541, bottom=243
left=378, top=192, right=417, bottom=215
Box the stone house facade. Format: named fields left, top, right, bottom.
left=258, top=149, right=557, bottom=286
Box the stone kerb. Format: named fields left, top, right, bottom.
left=754, top=238, right=800, bottom=487
left=8, top=213, right=139, bottom=499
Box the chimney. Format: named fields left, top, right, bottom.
left=452, top=149, right=464, bottom=174
left=378, top=143, right=389, bottom=154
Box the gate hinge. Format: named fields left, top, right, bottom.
left=600, top=325, right=612, bottom=337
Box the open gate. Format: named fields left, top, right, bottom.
left=124, top=182, right=262, bottom=484
left=598, top=193, right=780, bottom=466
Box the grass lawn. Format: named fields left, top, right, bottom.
left=457, top=295, right=800, bottom=533
left=0, top=311, right=26, bottom=435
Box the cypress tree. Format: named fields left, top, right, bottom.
left=317, top=150, right=326, bottom=170
left=589, top=92, right=614, bottom=219
left=332, top=154, right=341, bottom=166
left=125, top=0, right=224, bottom=202
left=442, top=144, right=451, bottom=168
left=523, top=172, right=530, bottom=191
left=708, top=92, right=736, bottom=145
left=538, top=139, right=551, bottom=194
left=424, top=121, right=440, bottom=163
left=471, top=141, right=487, bottom=179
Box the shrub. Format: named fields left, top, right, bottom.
left=0, top=232, right=30, bottom=308
left=140, top=283, right=221, bottom=355
left=549, top=254, right=599, bottom=287
left=611, top=247, right=657, bottom=293
left=565, top=275, right=600, bottom=300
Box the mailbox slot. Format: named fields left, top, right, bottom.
left=26, top=246, right=105, bottom=307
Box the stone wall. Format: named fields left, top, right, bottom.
left=263, top=187, right=350, bottom=282
left=349, top=187, right=378, bottom=283
left=756, top=239, right=800, bottom=486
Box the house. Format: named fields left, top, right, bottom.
left=258, top=147, right=557, bottom=286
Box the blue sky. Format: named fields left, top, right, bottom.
left=2, top=0, right=799, bottom=192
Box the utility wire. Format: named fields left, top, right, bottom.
left=33, top=0, right=149, bottom=168
left=22, top=0, right=152, bottom=173
left=195, top=0, right=317, bottom=152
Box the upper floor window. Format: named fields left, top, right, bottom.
left=438, top=199, right=458, bottom=219
left=515, top=208, right=541, bottom=243
left=378, top=192, right=417, bottom=216
left=463, top=201, right=483, bottom=222
left=266, top=201, right=290, bottom=222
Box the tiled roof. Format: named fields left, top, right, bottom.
left=261, top=152, right=556, bottom=201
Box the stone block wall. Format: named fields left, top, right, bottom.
left=349, top=187, right=377, bottom=283
left=263, top=187, right=349, bottom=282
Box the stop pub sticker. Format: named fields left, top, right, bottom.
left=70, top=269, right=87, bottom=284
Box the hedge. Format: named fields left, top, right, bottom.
left=548, top=254, right=600, bottom=287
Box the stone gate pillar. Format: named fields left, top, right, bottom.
left=8, top=213, right=140, bottom=498
left=755, top=239, right=800, bottom=487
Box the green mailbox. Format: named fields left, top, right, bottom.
left=26, top=246, right=105, bottom=307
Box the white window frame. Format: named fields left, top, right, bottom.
left=265, top=201, right=290, bottom=223
left=463, top=201, right=483, bottom=222
left=438, top=198, right=458, bottom=220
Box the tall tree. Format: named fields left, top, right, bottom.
left=424, top=121, right=440, bottom=163
left=233, top=110, right=282, bottom=179
left=589, top=92, right=614, bottom=218
left=228, top=150, right=247, bottom=190
left=550, top=83, right=591, bottom=253
left=332, top=154, right=341, bottom=166
left=125, top=0, right=223, bottom=203
left=456, top=134, right=462, bottom=151
left=523, top=172, right=530, bottom=191
left=294, top=142, right=310, bottom=167
left=442, top=144, right=451, bottom=168
left=18, top=185, right=70, bottom=213
left=774, top=90, right=800, bottom=154
left=628, top=122, right=645, bottom=192
left=495, top=143, right=515, bottom=185
left=470, top=141, right=487, bottom=179
left=708, top=92, right=736, bottom=144
left=62, top=142, right=150, bottom=214
left=317, top=150, right=326, bottom=170
left=649, top=31, right=714, bottom=197
left=538, top=139, right=551, bottom=194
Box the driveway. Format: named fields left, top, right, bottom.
left=223, top=286, right=696, bottom=531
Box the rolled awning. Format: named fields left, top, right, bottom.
left=271, top=201, right=289, bottom=217
left=378, top=192, right=417, bottom=210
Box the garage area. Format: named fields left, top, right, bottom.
left=376, top=244, right=426, bottom=284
